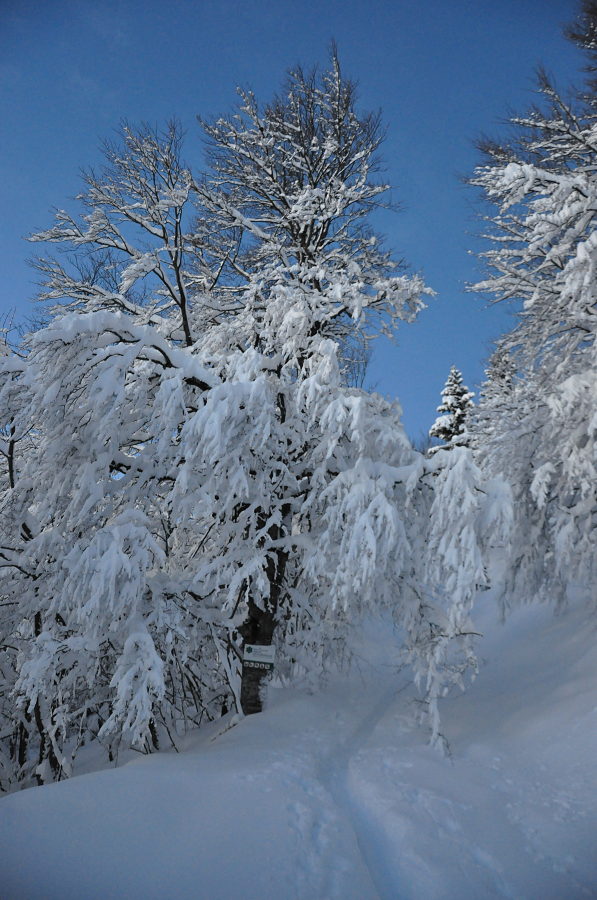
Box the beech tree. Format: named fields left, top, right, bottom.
left=470, top=3, right=597, bottom=608
left=0, top=56, right=500, bottom=789
left=429, top=365, right=474, bottom=449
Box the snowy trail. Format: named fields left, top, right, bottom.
left=329, top=601, right=597, bottom=900
left=315, top=683, right=409, bottom=900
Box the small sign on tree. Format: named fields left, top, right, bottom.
left=243, top=644, right=276, bottom=670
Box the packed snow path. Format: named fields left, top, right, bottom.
left=1, top=600, right=596, bottom=899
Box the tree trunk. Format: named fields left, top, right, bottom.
left=238, top=505, right=289, bottom=715
left=238, top=596, right=276, bottom=716
left=239, top=657, right=269, bottom=716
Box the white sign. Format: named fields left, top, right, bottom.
left=243, top=644, right=276, bottom=668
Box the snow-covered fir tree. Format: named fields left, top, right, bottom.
left=429, top=365, right=474, bottom=449
left=470, top=3, right=597, bottom=609
left=0, top=56, right=501, bottom=790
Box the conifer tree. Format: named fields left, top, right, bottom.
left=429, top=365, right=474, bottom=448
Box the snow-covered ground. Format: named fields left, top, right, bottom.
left=1, top=596, right=595, bottom=900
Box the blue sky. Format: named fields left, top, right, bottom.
left=0, top=0, right=582, bottom=438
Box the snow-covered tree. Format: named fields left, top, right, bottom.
left=470, top=5, right=597, bottom=608
left=0, top=56, right=498, bottom=789
left=429, top=365, right=474, bottom=449
left=471, top=344, right=517, bottom=454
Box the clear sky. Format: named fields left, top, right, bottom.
left=0, top=0, right=583, bottom=439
